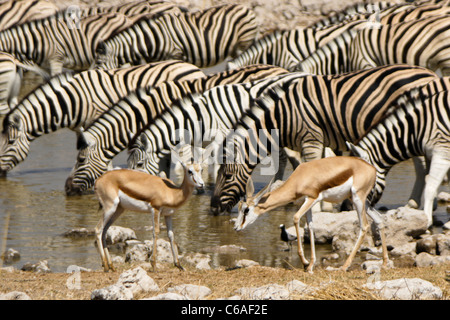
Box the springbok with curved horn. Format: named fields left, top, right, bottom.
left=94, top=147, right=204, bottom=272
left=234, top=156, right=389, bottom=272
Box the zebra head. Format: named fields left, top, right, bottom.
left=0, top=115, right=31, bottom=175
left=127, top=133, right=171, bottom=177
left=210, top=162, right=252, bottom=215
left=94, top=41, right=119, bottom=70
left=64, top=131, right=112, bottom=195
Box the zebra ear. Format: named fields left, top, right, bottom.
left=346, top=142, right=370, bottom=162
left=139, top=134, right=151, bottom=152
left=10, top=115, right=23, bottom=130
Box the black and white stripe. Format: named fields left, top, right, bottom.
left=64, top=65, right=289, bottom=195
left=78, top=0, right=184, bottom=18
left=0, top=0, right=58, bottom=31
left=0, top=60, right=204, bottom=175
left=96, top=4, right=258, bottom=69
left=300, top=14, right=450, bottom=75
left=0, top=10, right=138, bottom=75
left=347, top=79, right=450, bottom=226
left=0, top=52, right=49, bottom=115
left=210, top=65, right=438, bottom=214
left=125, top=72, right=308, bottom=179
left=228, top=1, right=450, bottom=72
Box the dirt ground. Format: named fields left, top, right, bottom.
left=1, top=261, right=449, bottom=300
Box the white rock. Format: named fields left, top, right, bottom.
left=168, top=284, right=212, bottom=300
left=21, top=260, right=51, bottom=273
left=415, top=252, right=450, bottom=267
left=1, top=248, right=20, bottom=264
left=91, top=284, right=133, bottom=300
left=117, top=267, right=159, bottom=294
left=286, top=280, right=316, bottom=295
left=144, top=292, right=187, bottom=300
left=234, top=259, right=260, bottom=268
left=437, top=191, right=450, bottom=202
left=106, top=226, right=137, bottom=245
left=364, top=278, right=443, bottom=300
left=0, top=291, right=32, bottom=300
left=235, top=284, right=290, bottom=300
left=183, top=252, right=212, bottom=270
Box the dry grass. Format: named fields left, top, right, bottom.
left=1, top=262, right=449, bottom=300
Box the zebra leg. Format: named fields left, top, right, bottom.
left=423, top=152, right=450, bottom=227
left=274, top=148, right=288, bottom=181
left=367, top=206, right=389, bottom=268
left=407, top=156, right=427, bottom=209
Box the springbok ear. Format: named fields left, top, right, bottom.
left=346, top=142, right=370, bottom=162
left=255, top=177, right=275, bottom=203
left=245, top=176, right=254, bottom=199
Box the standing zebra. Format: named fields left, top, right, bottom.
left=78, top=0, right=184, bottom=18
left=0, top=52, right=49, bottom=115
left=0, top=10, right=144, bottom=75
left=227, top=0, right=450, bottom=71
left=96, top=4, right=258, bottom=69
left=0, top=0, right=58, bottom=31
left=0, top=60, right=204, bottom=176
left=64, top=65, right=289, bottom=195
left=347, top=81, right=450, bottom=227
left=210, top=65, right=438, bottom=215
left=300, top=14, right=450, bottom=75
left=349, top=15, right=450, bottom=75
left=124, top=72, right=310, bottom=180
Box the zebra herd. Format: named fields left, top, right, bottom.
left=0, top=0, right=449, bottom=255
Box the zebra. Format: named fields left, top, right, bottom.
left=299, top=14, right=450, bottom=75
left=124, top=72, right=310, bottom=181
left=350, top=15, right=450, bottom=76
left=0, top=0, right=58, bottom=31
left=0, top=52, right=49, bottom=115
left=63, top=64, right=290, bottom=195
left=78, top=0, right=184, bottom=18
left=0, top=60, right=204, bottom=176
left=209, top=64, right=439, bottom=215
left=227, top=0, right=450, bottom=71
left=95, top=4, right=259, bottom=69
left=0, top=10, right=139, bottom=75
left=347, top=79, right=450, bottom=227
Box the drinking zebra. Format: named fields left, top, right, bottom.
left=124, top=72, right=310, bottom=181
left=0, top=60, right=204, bottom=176
left=64, top=65, right=289, bottom=195
left=347, top=79, right=450, bottom=227
left=95, top=4, right=258, bottom=69
left=209, top=65, right=438, bottom=215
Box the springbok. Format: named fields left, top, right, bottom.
left=234, top=156, right=389, bottom=272
left=94, top=148, right=204, bottom=272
